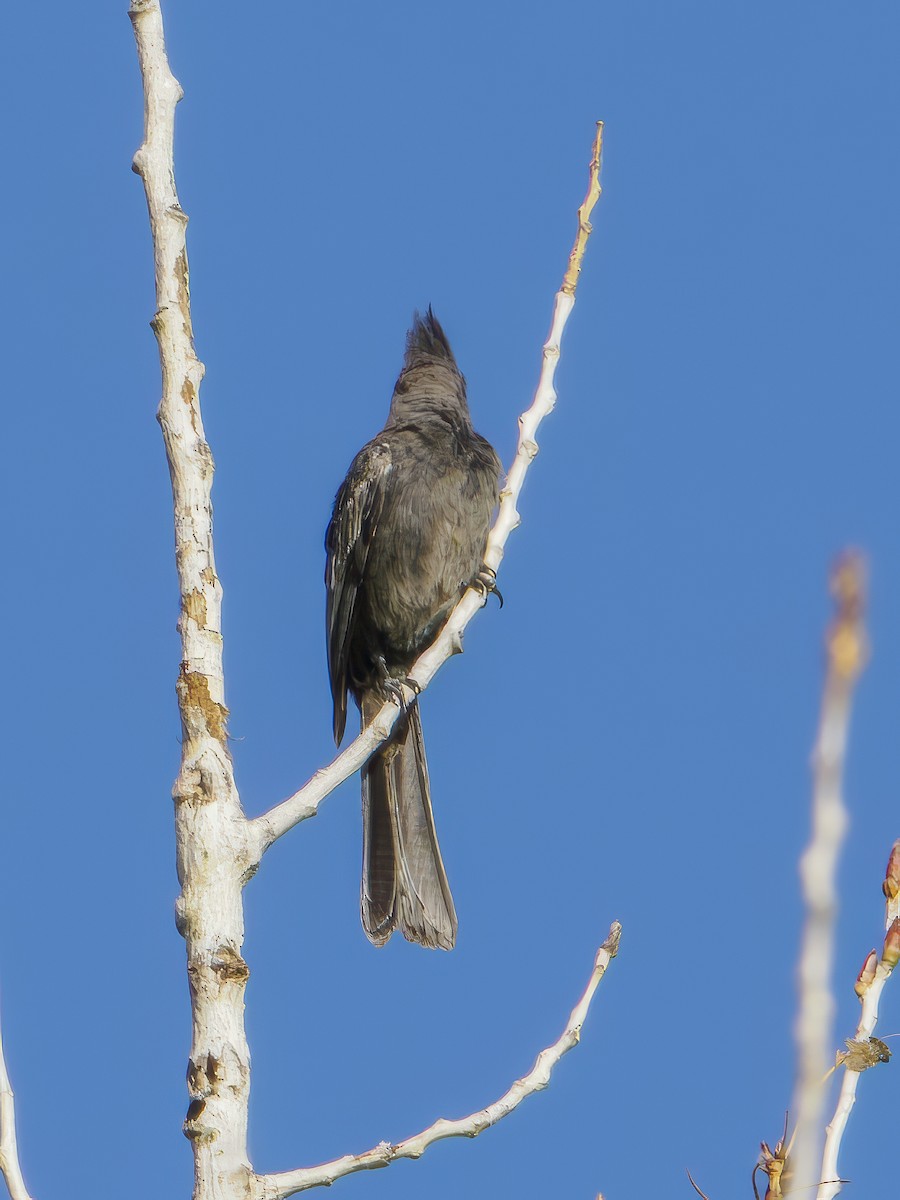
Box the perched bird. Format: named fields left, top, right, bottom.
left=325, top=309, right=501, bottom=950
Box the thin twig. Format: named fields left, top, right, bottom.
left=562, top=120, right=604, bottom=296
left=252, top=923, right=621, bottom=1199
left=789, top=552, right=867, bottom=1197
left=248, top=121, right=605, bottom=862
left=0, top=1009, right=34, bottom=1200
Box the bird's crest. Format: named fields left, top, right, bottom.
left=404, top=306, right=456, bottom=366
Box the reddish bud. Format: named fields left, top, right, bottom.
left=883, top=840, right=900, bottom=902
left=855, top=949, right=878, bottom=998
left=882, top=917, right=900, bottom=970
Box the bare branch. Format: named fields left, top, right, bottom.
left=0, top=1010, right=34, bottom=1200
left=789, top=553, right=868, bottom=1197
left=248, top=122, right=606, bottom=862
left=562, top=120, right=604, bottom=297
left=686, top=1168, right=712, bottom=1200
left=130, top=8, right=605, bottom=1186
left=814, top=850, right=900, bottom=1200
left=252, top=924, right=621, bottom=1199
left=130, top=1, right=253, bottom=1193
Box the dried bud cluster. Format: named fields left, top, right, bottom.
left=836, top=1036, right=892, bottom=1073
left=757, top=1128, right=792, bottom=1200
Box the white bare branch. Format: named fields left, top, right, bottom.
left=788, top=553, right=867, bottom=1198
left=0, top=1009, right=33, bottom=1200
left=130, top=2, right=254, bottom=1195
left=131, top=2, right=606, bottom=1192
left=251, top=924, right=621, bottom=1199
left=815, top=846, right=900, bottom=1200
left=248, top=124, right=605, bottom=864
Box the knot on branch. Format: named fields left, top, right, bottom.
left=184, top=1045, right=251, bottom=1144
left=183, top=1096, right=213, bottom=1141
left=188, top=1052, right=224, bottom=1098
left=212, top=945, right=251, bottom=985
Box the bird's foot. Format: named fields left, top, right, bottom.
left=473, top=564, right=503, bottom=608
left=375, top=657, right=420, bottom=710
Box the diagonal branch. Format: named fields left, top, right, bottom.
left=247, top=121, right=606, bottom=864
left=788, top=552, right=867, bottom=1197
left=251, top=923, right=621, bottom=1199
left=0, top=1008, right=34, bottom=1200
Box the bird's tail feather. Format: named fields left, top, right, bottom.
left=360, top=696, right=457, bottom=950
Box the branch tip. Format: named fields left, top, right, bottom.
left=826, top=550, right=867, bottom=682
left=883, top=840, right=900, bottom=905
left=601, top=920, right=622, bottom=957
left=686, top=1168, right=712, bottom=1200
left=791, top=552, right=869, bottom=1197
left=561, top=121, right=604, bottom=296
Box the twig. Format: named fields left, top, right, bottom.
left=248, top=121, right=606, bottom=862
left=789, top=552, right=868, bottom=1197
left=0, top=1009, right=34, bottom=1200
left=251, top=924, right=621, bottom=1199
left=815, top=846, right=900, bottom=1200
left=562, top=121, right=604, bottom=296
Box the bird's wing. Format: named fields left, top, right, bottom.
left=325, top=439, right=393, bottom=744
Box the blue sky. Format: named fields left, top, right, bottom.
left=1, top=3, right=899, bottom=1198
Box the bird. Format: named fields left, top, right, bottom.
left=325, top=308, right=501, bottom=950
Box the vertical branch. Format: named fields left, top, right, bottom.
left=0, top=1011, right=34, bottom=1200
left=130, top=3, right=253, bottom=1198
left=789, top=553, right=867, bottom=1197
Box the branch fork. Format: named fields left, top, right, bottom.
left=247, top=125, right=604, bottom=867
left=0, top=11, right=607, bottom=1191
left=0, top=9, right=614, bottom=1200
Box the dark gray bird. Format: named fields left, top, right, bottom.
left=325, top=309, right=501, bottom=949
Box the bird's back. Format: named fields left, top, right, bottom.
left=358, top=420, right=499, bottom=673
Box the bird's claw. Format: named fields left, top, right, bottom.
left=473, top=565, right=503, bottom=608
left=376, top=657, right=420, bottom=710
left=383, top=679, right=407, bottom=709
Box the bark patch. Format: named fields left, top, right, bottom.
left=179, top=668, right=229, bottom=743
left=184, top=589, right=207, bottom=629
left=174, top=249, right=194, bottom=343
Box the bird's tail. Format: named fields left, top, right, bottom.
left=360, top=694, right=457, bottom=950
